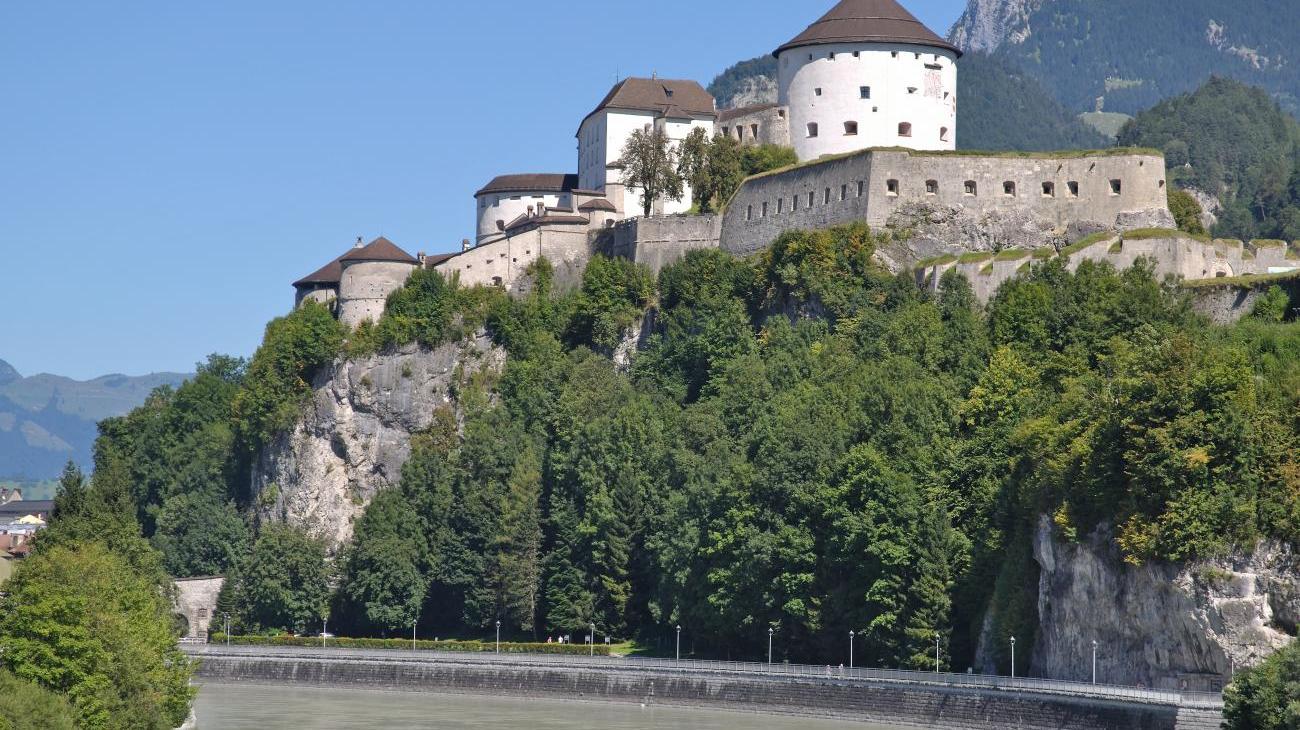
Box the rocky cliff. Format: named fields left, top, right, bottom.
left=252, top=336, right=505, bottom=548
left=1023, top=515, right=1297, bottom=691
left=948, top=0, right=1043, bottom=53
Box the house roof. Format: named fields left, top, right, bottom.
left=0, top=500, right=52, bottom=520
left=578, top=78, right=716, bottom=133
left=292, top=253, right=347, bottom=288
left=578, top=198, right=618, bottom=212
left=718, top=103, right=782, bottom=123
left=475, top=173, right=579, bottom=198
left=423, top=253, right=457, bottom=267
left=339, top=237, right=419, bottom=265
left=504, top=213, right=590, bottom=234
left=775, top=0, right=961, bottom=57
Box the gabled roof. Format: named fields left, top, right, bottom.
left=475, top=173, right=579, bottom=198
left=578, top=78, right=716, bottom=133
left=776, top=0, right=961, bottom=57
left=578, top=198, right=617, bottom=212
left=339, top=237, right=419, bottom=265
left=292, top=253, right=346, bottom=288
left=0, top=500, right=52, bottom=519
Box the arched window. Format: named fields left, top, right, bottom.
left=1003, top=181, right=1017, bottom=197
left=844, top=121, right=858, bottom=136
left=964, top=180, right=977, bottom=196
left=1042, top=182, right=1055, bottom=198
left=886, top=179, right=900, bottom=196
left=898, top=122, right=912, bottom=137
left=807, top=122, right=819, bottom=138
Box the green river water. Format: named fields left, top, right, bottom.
left=193, top=682, right=908, bottom=729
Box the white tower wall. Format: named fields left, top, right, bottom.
left=779, top=42, right=957, bottom=162
left=477, top=191, right=573, bottom=243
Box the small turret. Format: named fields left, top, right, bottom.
left=336, top=236, right=419, bottom=328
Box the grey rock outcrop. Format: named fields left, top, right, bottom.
left=948, top=0, right=1045, bottom=53
left=253, top=336, right=505, bottom=548
left=1026, top=515, right=1297, bottom=690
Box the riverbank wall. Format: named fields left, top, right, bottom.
left=189, top=648, right=1221, bottom=730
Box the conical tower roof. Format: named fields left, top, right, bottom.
left=775, top=0, right=961, bottom=57
left=339, top=236, right=418, bottom=265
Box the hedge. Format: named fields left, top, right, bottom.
left=207, top=633, right=611, bottom=656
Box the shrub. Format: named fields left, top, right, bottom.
left=1223, top=640, right=1300, bottom=730
left=0, top=669, right=77, bottom=730
left=349, top=268, right=506, bottom=356
left=1168, top=188, right=1207, bottom=236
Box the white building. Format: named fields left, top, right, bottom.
left=474, top=173, right=579, bottom=245
left=776, top=0, right=960, bottom=162
left=577, top=77, right=717, bottom=216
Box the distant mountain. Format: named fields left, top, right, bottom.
left=0, top=358, right=189, bottom=480
left=949, top=0, right=1300, bottom=115
left=706, top=53, right=1108, bottom=152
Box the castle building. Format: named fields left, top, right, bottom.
left=475, top=174, right=579, bottom=246
left=577, top=77, right=717, bottom=216
left=776, top=0, right=959, bottom=161
left=293, top=237, right=422, bottom=328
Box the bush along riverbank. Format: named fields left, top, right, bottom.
left=207, top=633, right=612, bottom=656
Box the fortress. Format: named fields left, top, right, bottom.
left=291, top=0, right=1297, bottom=325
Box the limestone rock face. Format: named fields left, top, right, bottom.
left=949, top=0, right=1045, bottom=53
left=1027, top=515, right=1296, bottom=690
left=252, top=336, right=505, bottom=548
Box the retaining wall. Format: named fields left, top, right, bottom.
left=191, top=649, right=1213, bottom=730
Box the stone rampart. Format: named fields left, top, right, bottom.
left=436, top=225, right=592, bottom=293
left=174, top=577, right=224, bottom=641
left=600, top=215, right=723, bottom=275
left=191, top=649, right=1208, bottom=730
left=721, top=149, right=1173, bottom=263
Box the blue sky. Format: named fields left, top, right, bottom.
left=0, top=0, right=966, bottom=379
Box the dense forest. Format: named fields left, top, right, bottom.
left=1119, top=77, right=1300, bottom=241
left=87, top=223, right=1300, bottom=673
left=971, top=0, right=1300, bottom=116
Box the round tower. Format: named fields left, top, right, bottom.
left=336, top=236, right=419, bottom=328
left=776, top=0, right=961, bottom=162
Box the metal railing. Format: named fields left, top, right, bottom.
left=185, top=644, right=1224, bottom=708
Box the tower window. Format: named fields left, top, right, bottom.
left=840, top=184, right=848, bottom=200
left=1067, top=181, right=1080, bottom=197
left=925, top=180, right=938, bottom=195
left=747, top=205, right=753, bottom=221
left=815, top=87, right=823, bottom=96
left=1042, top=182, right=1056, bottom=198
left=792, top=195, right=800, bottom=211
left=829, top=52, right=836, bottom=60
left=886, top=179, right=900, bottom=196
left=761, top=201, right=768, bottom=217
left=891, top=51, right=898, bottom=58
left=908, top=87, right=918, bottom=94
left=806, top=122, right=819, bottom=138
left=964, top=180, right=977, bottom=196
left=824, top=188, right=832, bottom=204
left=1003, top=181, right=1017, bottom=197
left=940, top=126, right=950, bottom=142
left=860, top=86, right=871, bottom=99
left=852, top=51, right=860, bottom=58
left=857, top=181, right=864, bottom=197
left=808, top=191, right=815, bottom=207
left=751, top=124, right=759, bottom=138
left=777, top=198, right=784, bottom=214
left=844, top=121, right=858, bottom=136
left=898, top=122, right=912, bottom=137
left=1110, top=179, right=1123, bottom=195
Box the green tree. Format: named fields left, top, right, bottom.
left=566, top=255, right=654, bottom=351
left=1224, top=640, right=1300, bottom=730
left=226, top=524, right=332, bottom=634
left=0, top=669, right=77, bottom=730
left=1168, top=188, right=1207, bottom=235
left=339, top=488, right=430, bottom=634
left=152, top=491, right=250, bottom=578
left=676, top=129, right=745, bottom=213
left=619, top=127, right=683, bottom=217
left=740, top=144, right=797, bottom=176
left=0, top=543, right=193, bottom=730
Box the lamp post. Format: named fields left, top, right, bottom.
left=223, top=613, right=230, bottom=647
left=589, top=623, right=595, bottom=657
left=496, top=620, right=501, bottom=654
left=322, top=619, right=328, bottom=648
left=412, top=616, right=417, bottom=651
left=1091, top=640, right=1098, bottom=685
left=675, top=625, right=681, bottom=663
left=1010, top=636, right=1017, bottom=679
left=768, top=628, right=774, bottom=666
left=935, top=632, right=941, bottom=674
left=849, top=630, right=855, bottom=669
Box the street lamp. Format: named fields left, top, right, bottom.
left=223, top=613, right=230, bottom=647
left=589, top=623, right=595, bottom=657
left=935, top=632, right=941, bottom=674
left=412, top=616, right=418, bottom=651
left=675, top=625, right=681, bottom=662
left=322, top=618, right=328, bottom=648
left=768, top=627, right=774, bottom=666
left=849, top=630, right=855, bottom=669
left=1091, top=640, right=1098, bottom=685
left=1010, top=636, right=1017, bottom=679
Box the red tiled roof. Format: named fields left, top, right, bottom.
left=578, top=198, right=617, bottom=212
left=292, top=253, right=347, bottom=288
left=339, top=237, right=419, bottom=265
left=475, top=173, right=579, bottom=198
left=776, top=0, right=961, bottom=57
left=579, top=78, right=716, bottom=133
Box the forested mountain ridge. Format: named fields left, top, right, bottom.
left=948, top=0, right=1300, bottom=115
left=0, top=358, right=188, bottom=480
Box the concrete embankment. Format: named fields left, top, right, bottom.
left=187, top=647, right=1222, bottom=730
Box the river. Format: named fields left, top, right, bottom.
left=193, top=682, right=910, bottom=729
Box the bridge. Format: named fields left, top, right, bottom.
left=184, top=644, right=1224, bottom=730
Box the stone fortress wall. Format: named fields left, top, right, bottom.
left=718, top=104, right=791, bottom=147
left=721, top=148, right=1172, bottom=258
left=917, top=232, right=1300, bottom=305
left=174, top=576, right=225, bottom=641
left=338, top=260, right=419, bottom=328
